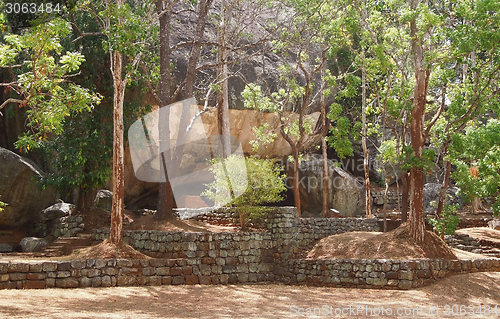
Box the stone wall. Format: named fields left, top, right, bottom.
left=34, top=215, right=85, bottom=238
left=92, top=230, right=275, bottom=278
left=93, top=207, right=379, bottom=260
left=0, top=257, right=274, bottom=290
left=297, top=218, right=379, bottom=247
left=4, top=206, right=497, bottom=291
left=1, top=257, right=499, bottom=290
left=371, top=190, right=402, bottom=206
left=275, top=258, right=500, bottom=289
left=457, top=218, right=492, bottom=229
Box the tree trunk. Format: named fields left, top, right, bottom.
left=216, top=0, right=232, bottom=158
left=401, top=171, right=409, bottom=222
left=361, top=47, right=372, bottom=218
left=321, top=50, right=329, bottom=218
left=436, top=160, right=451, bottom=217
left=110, top=49, right=126, bottom=245
left=409, top=0, right=427, bottom=242
left=76, top=187, right=97, bottom=212
left=184, top=0, right=213, bottom=99
left=217, top=62, right=231, bottom=158
left=156, top=0, right=174, bottom=221
left=293, top=150, right=301, bottom=217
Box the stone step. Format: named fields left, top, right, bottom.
left=40, top=235, right=93, bottom=257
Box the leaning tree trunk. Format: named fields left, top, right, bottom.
left=184, top=0, right=213, bottom=98
left=109, top=49, right=127, bottom=245
left=436, top=159, right=451, bottom=217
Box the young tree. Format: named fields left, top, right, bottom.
left=202, top=156, right=286, bottom=228
left=78, top=0, right=152, bottom=244
left=449, top=119, right=500, bottom=216
left=355, top=0, right=500, bottom=241
left=243, top=0, right=356, bottom=217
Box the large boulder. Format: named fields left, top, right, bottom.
left=0, top=243, right=13, bottom=253
left=94, top=190, right=113, bottom=211
left=119, top=109, right=322, bottom=210
left=20, top=237, right=49, bottom=252
left=39, top=202, right=75, bottom=221
left=423, top=183, right=463, bottom=213
left=288, top=154, right=367, bottom=217
left=0, top=148, right=56, bottom=228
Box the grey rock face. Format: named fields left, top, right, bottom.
left=0, top=243, right=13, bottom=253
left=20, top=237, right=49, bottom=252
left=287, top=154, right=366, bottom=217
left=0, top=147, right=56, bottom=227
left=39, top=203, right=75, bottom=221
left=94, top=190, right=113, bottom=211
left=423, top=183, right=463, bottom=213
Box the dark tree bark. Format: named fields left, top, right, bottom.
left=216, top=0, right=232, bottom=158
left=184, top=0, right=214, bottom=99
left=156, top=0, right=175, bottom=221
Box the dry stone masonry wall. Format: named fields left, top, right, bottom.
left=34, top=216, right=85, bottom=238
left=275, top=258, right=500, bottom=289
left=371, top=191, right=402, bottom=206
left=2, top=207, right=499, bottom=290
left=1, top=257, right=499, bottom=290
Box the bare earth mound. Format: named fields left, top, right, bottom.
left=125, top=215, right=240, bottom=233
left=307, top=223, right=457, bottom=260
left=67, top=239, right=150, bottom=260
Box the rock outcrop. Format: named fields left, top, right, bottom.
left=117, top=109, right=322, bottom=209
left=423, top=183, right=463, bottom=213
left=94, top=190, right=113, bottom=211
left=286, top=154, right=366, bottom=217
left=0, top=147, right=56, bottom=228
left=39, top=203, right=75, bottom=221
left=20, top=237, right=49, bottom=252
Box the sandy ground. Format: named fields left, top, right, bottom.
left=0, top=272, right=499, bottom=319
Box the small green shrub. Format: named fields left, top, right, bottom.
left=429, top=204, right=460, bottom=238
left=202, top=156, right=286, bottom=228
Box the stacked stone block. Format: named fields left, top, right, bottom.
left=34, top=215, right=84, bottom=238
left=275, top=258, right=500, bottom=290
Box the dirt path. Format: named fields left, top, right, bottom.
left=0, top=272, right=499, bottom=319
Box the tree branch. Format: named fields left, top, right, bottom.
left=0, top=98, right=26, bottom=111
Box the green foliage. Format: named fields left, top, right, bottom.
left=0, top=200, right=6, bottom=212
left=449, top=119, right=500, bottom=216
left=242, top=83, right=314, bottom=151
left=40, top=107, right=112, bottom=196
left=398, top=145, right=435, bottom=173
left=202, top=156, right=286, bottom=224
left=378, top=139, right=398, bottom=164
left=0, top=17, right=101, bottom=152
left=429, top=204, right=460, bottom=237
